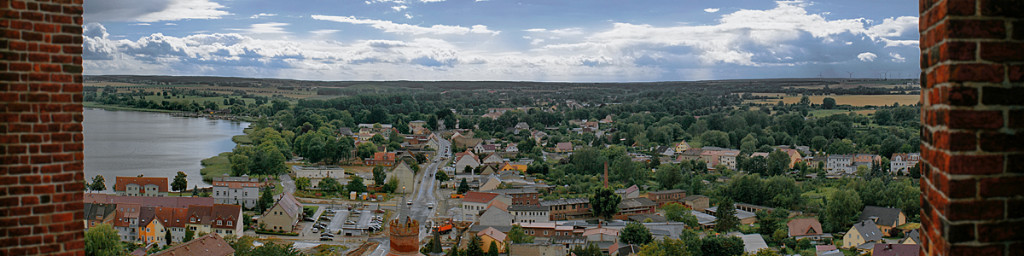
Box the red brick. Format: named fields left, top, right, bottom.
left=980, top=42, right=1024, bottom=62
left=947, top=110, right=1003, bottom=129
left=981, top=0, right=1024, bottom=17
left=948, top=245, right=1004, bottom=256
left=949, top=64, right=1004, bottom=83
left=948, top=19, right=1007, bottom=39
left=931, top=42, right=976, bottom=66
left=977, top=220, right=1024, bottom=242
left=980, top=132, right=1024, bottom=152
left=1011, top=65, right=1024, bottom=82
left=948, top=154, right=1004, bottom=175
left=980, top=176, right=1024, bottom=197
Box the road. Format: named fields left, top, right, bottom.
left=370, top=136, right=450, bottom=256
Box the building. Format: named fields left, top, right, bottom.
left=647, top=189, right=686, bottom=206
left=858, top=206, right=906, bottom=236
left=293, top=167, right=345, bottom=190
left=489, top=188, right=540, bottom=206
left=788, top=218, right=829, bottom=241
left=682, top=195, right=710, bottom=211
left=508, top=205, right=550, bottom=224
left=735, top=233, right=769, bottom=254
left=455, top=150, right=481, bottom=174
left=479, top=206, right=513, bottom=227
left=700, top=148, right=740, bottom=170
left=388, top=217, right=421, bottom=256
left=258, top=194, right=302, bottom=232
left=151, top=233, right=235, bottom=256
left=390, top=162, right=416, bottom=194
left=153, top=206, right=189, bottom=243
left=212, top=176, right=262, bottom=209
left=555, top=142, right=573, bottom=153
left=477, top=227, right=507, bottom=254
left=779, top=148, right=803, bottom=168
left=826, top=154, right=881, bottom=174
left=705, top=206, right=757, bottom=225
left=408, top=120, right=429, bottom=135
left=615, top=185, right=640, bottom=199
left=462, top=192, right=500, bottom=221
left=843, top=220, right=884, bottom=249
left=541, top=198, right=591, bottom=220
left=890, top=153, right=921, bottom=174
left=481, top=153, right=504, bottom=165
left=616, top=198, right=657, bottom=219
left=84, top=203, right=116, bottom=229
left=114, top=176, right=169, bottom=197
left=872, top=243, right=919, bottom=256
left=674, top=140, right=691, bottom=153
left=508, top=243, right=567, bottom=256
left=365, top=151, right=398, bottom=166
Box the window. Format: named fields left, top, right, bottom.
left=227, top=221, right=232, bottom=226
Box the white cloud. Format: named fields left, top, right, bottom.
left=890, top=52, right=905, bottom=63
left=231, top=23, right=290, bottom=34
left=135, top=23, right=151, bottom=26
left=420, top=0, right=445, bottom=2
left=391, top=5, right=408, bottom=11
left=405, top=13, right=413, bottom=19
left=312, top=15, right=500, bottom=36
left=525, top=27, right=584, bottom=37
left=165, top=23, right=177, bottom=26
left=704, top=8, right=720, bottom=13
left=250, top=13, right=278, bottom=19
left=85, top=0, right=230, bottom=22
left=858, top=52, right=877, bottom=62
left=310, top=29, right=340, bottom=36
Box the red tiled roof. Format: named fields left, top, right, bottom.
left=788, top=218, right=824, bottom=237
left=463, top=191, right=499, bottom=204
left=372, top=152, right=397, bottom=162
left=151, top=233, right=234, bottom=256
left=154, top=206, right=189, bottom=228
left=114, top=177, right=169, bottom=192
left=113, top=203, right=141, bottom=227
left=211, top=204, right=241, bottom=229
left=85, top=194, right=214, bottom=208
left=187, top=205, right=213, bottom=225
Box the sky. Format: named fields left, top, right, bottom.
left=82, top=0, right=920, bottom=82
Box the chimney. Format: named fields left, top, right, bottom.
left=603, top=162, right=609, bottom=188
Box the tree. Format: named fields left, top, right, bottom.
left=507, top=225, right=535, bottom=244
left=457, top=178, right=470, bottom=194
left=700, top=130, right=730, bottom=148
left=766, top=150, right=790, bottom=176
left=654, top=164, right=682, bottom=190
left=90, top=175, right=106, bottom=192
left=184, top=228, right=195, bottom=242
left=466, top=235, right=484, bottom=256
left=823, top=189, right=863, bottom=232
left=909, top=162, right=921, bottom=178
left=85, top=224, right=124, bottom=256
left=383, top=178, right=398, bottom=193
left=638, top=238, right=693, bottom=256
left=192, top=185, right=199, bottom=197
left=320, top=177, right=341, bottom=194
left=372, top=166, right=387, bottom=186
left=620, top=222, right=654, bottom=245
left=486, top=241, right=499, bottom=256
left=663, top=203, right=698, bottom=227
left=356, top=142, right=377, bottom=159
left=172, top=171, right=188, bottom=195
left=347, top=176, right=367, bottom=193
left=258, top=188, right=275, bottom=213
left=700, top=235, right=745, bottom=256
left=165, top=229, right=173, bottom=246
left=590, top=187, right=621, bottom=220
left=714, top=198, right=740, bottom=232
left=435, top=170, right=450, bottom=182
left=822, top=97, right=837, bottom=109
left=295, top=177, right=310, bottom=191
left=826, top=139, right=856, bottom=155
left=756, top=208, right=790, bottom=239
left=570, top=243, right=603, bottom=256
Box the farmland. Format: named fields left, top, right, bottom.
left=745, top=94, right=920, bottom=107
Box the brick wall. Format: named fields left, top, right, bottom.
left=919, top=0, right=1023, bottom=255
left=0, top=0, right=86, bottom=255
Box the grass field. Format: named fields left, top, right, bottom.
left=233, top=134, right=253, bottom=145
left=807, top=109, right=877, bottom=117
left=200, top=152, right=233, bottom=182
left=745, top=94, right=920, bottom=106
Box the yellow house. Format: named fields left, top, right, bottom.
left=843, top=220, right=883, bottom=249
left=478, top=227, right=507, bottom=253
left=674, top=140, right=691, bottom=152
left=258, top=194, right=302, bottom=232
left=139, top=218, right=166, bottom=245
left=499, top=162, right=527, bottom=172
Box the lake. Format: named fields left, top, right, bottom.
left=83, top=108, right=249, bottom=192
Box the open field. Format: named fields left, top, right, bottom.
left=744, top=94, right=919, bottom=106
left=808, top=109, right=877, bottom=117
left=199, top=152, right=232, bottom=181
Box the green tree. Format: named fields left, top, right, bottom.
left=356, top=142, right=377, bottom=159
left=826, top=139, right=856, bottom=155
left=347, top=176, right=367, bottom=193
left=638, top=238, right=693, bottom=256
left=457, top=178, right=470, bottom=194
left=714, top=198, right=740, bottom=232
left=766, top=150, right=790, bottom=176
left=700, top=130, right=730, bottom=148
left=172, top=171, right=188, bottom=195
left=85, top=224, right=124, bottom=256
left=700, top=235, right=745, bottom=256
left=295, top=177, right=310, bottom=191
left=254, top=142, right=287, bottom=175
left=90, top=175, right=107, bottom=192
left=486, top=241, right=499, bottom=256
left=654, top=164, right=681, bottom=190
left=620, top=222, right=654, bottom=245
left=570, top=243, right=603, bottom=256
left=372, top=166, right=387, bottom=186
left=258, top=188, right=275, bottom=213
left=466, top=235, right=484, bottom=256
left=230, top=148, right=254, bottom=176
left=383, top=178, right=398, bottom=193
left=590, top=187, right=622, bottom=220
left=663, top=203, right=698, bottom=227
left=822, top=97, right=837, bottom=109
left=822, top=189, right=863, bottom=232
left=909, top=162, right=921, bottom=179
left=320, top=177, right=341, bottom=194
left=507, top=225, right=535, bottom=244
left=435, top=170, right=450, bottom=182
left=184, top=228, right=195, bottom=242
left=165, top=229, right=173, bottom=246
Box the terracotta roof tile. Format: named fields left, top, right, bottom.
left=114, top=177, right=169, bottom=192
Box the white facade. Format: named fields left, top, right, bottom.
left=826, top=155, right=855, bottom=174
left=213, top=185, right=259, bottom=209
left=890, top=153, right=921, bottom=174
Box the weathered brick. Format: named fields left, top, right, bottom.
left=947, top=110, right=1003, bottom=129
left=980, top=42, right=1024, bottom=62
left=981, top=0, right=1024, bottom=17
left=948, top=19, right=1006, bottom=39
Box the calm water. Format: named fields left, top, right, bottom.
left=83, top=108, right=249, bottom=192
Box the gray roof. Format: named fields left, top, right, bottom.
left=851, top=220, right=884, bottom=242
left=627, top=214, right=666, bottom=223
left=618, top=198, right=657, bottom=209
left=84, top=203, right=116, bottom=221
left=488, top=188, right=539, bottom=195
left=508, top=205, right=550, bottom=212
left=904, top=229, right=920, bottom=244
left=859, top=206, right=903, bottom=227
left=692, top=210, right=717, bottom=225
left=649, top=189, right=685, bottom=195
left=468, top=225, right=512, bottom=233
left=540, top=198, right=589, bottom=206
left=706, top=206, right=756, bottom=220
left=736, top=233, right=769, bottom=254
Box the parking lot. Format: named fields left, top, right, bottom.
left=307, top=207, right=384, bottom=241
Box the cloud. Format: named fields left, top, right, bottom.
left=704, top=8, right=720, bottom=13
left=310, top=29, right=340, bottom=36
left=250, top=13, right=278, bottom=19
left=420, top=0, right=445, bottom=2
left=858, top=52, right=877, bottom=62
left=85, top=0, right=229, bottom=22
left=231, top=23, right=291, bottom=34
left=405, top=13, right=413, bottom=19
left=889, top=52, right=905, bottom=63
left=392, top=5, right=408, bottom=11
left=311, top=15, right=500, bottom=36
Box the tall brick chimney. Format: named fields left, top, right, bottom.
left=919, top=1, right=1023, bottom=255
left=0, top=0, right=86, bottom=255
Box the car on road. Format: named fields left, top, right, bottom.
left=407, top=200, right=413, bottom=205
left=320, top=237, right=333, bottom=241
left=427, top=203, right=434, bottom=209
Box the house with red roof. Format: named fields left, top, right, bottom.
left=151, top=233, right=234, bottom=256
left=115, top=176, right=169, bottom=197
left=788, top=218, right=830, bottom=241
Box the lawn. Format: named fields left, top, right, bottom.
left=200, top=152, right=233, bottom=182
left=232, top=134, right=253, bottom=145
left=745, top=94, right=920, bottom=107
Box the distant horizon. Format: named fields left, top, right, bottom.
left=84, top=74, right=920, bottom=84
left=84, top=0, right=919, bottom=82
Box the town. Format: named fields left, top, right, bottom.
left=81, top=77, right=924, bottom=256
